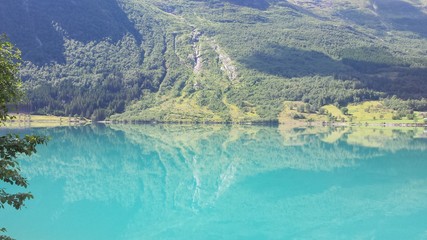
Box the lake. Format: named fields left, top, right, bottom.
left=1, top=125, right=427, bottom=239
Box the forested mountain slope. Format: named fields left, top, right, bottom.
left=1, top=0, right=427, bottom=122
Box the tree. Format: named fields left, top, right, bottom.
left=0, top=35, right=48, bottom=240
left=0, top=36, right=22, bottom=123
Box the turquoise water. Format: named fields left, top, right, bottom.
left=1, top=125, right=427, bottom=239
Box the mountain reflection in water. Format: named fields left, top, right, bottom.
left=2, top=125, right=427, bottom=239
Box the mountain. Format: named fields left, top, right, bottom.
left=1, top=0, right=427, bottom=122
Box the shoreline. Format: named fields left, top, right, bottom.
left=2, top=114, right=90, bottom=128
left=1, top=114, right=425, bottom=128
left=102, top=120, right=427, bottom=128
left=2, top=121, right=426, bottom=129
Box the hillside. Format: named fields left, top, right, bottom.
left=1, top=0, right=427, bottom=122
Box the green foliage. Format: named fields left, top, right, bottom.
left=1, top=36, right=48, bottom=240
left=318, top=108, right=326, bottom=115
left=291, top=113, right=306, bottom=120
left=0, top=134, right=48, bottom=209
left=0, top=35, right=22, bottom=123
left=392, top=114, right=402, bottom=120
left=1, top=0, right=427, bottom=122
left=0, top=228, right=13, bottom=240
left=22, top=35, right=147, bottom=119
left=406, top=113, right=416, bottom=120
left=383, top=96, right=427, bottom=112
left=340, top=107, right=349, bottom=115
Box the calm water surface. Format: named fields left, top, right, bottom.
left=1, top=125, right=427, bottom=239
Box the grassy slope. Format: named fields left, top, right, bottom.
left=110, top=0, right=427, bottom=122
left=2, top=0, right=426, bottom=122
left=278, top=100, right=427, bottom=125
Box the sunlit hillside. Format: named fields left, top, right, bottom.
left=1, top=0, right=426, bottom=122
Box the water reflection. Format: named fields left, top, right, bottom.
left=23, top=125, right=362, bottom=205
left=10, top=125, right=427, bottom=239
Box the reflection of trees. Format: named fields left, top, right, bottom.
left=22, top=125, right=368, bottom=208
left=21, top=125, right=148, bottom=207
left=344, top=127, right=427, bottom=151
left=16, top=125, right=427, bottom=239
left=279, top=125, right=427, bottom=151
left=110, top=124, right=364, bottom=199
left=116, top=124, right=427, bottom=239
left=20, top=125, right=426, bottom=210
left=123, top=179, right=427, bottom=239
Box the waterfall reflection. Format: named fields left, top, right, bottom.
left=21, top=125, right=426, bottom=207
left=15, top=125, right=427, bottom=239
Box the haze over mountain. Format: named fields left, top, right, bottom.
left=1, top=0, right=427, bottom=122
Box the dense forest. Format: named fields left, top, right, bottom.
left=1, top=0, right=427, bottom=122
